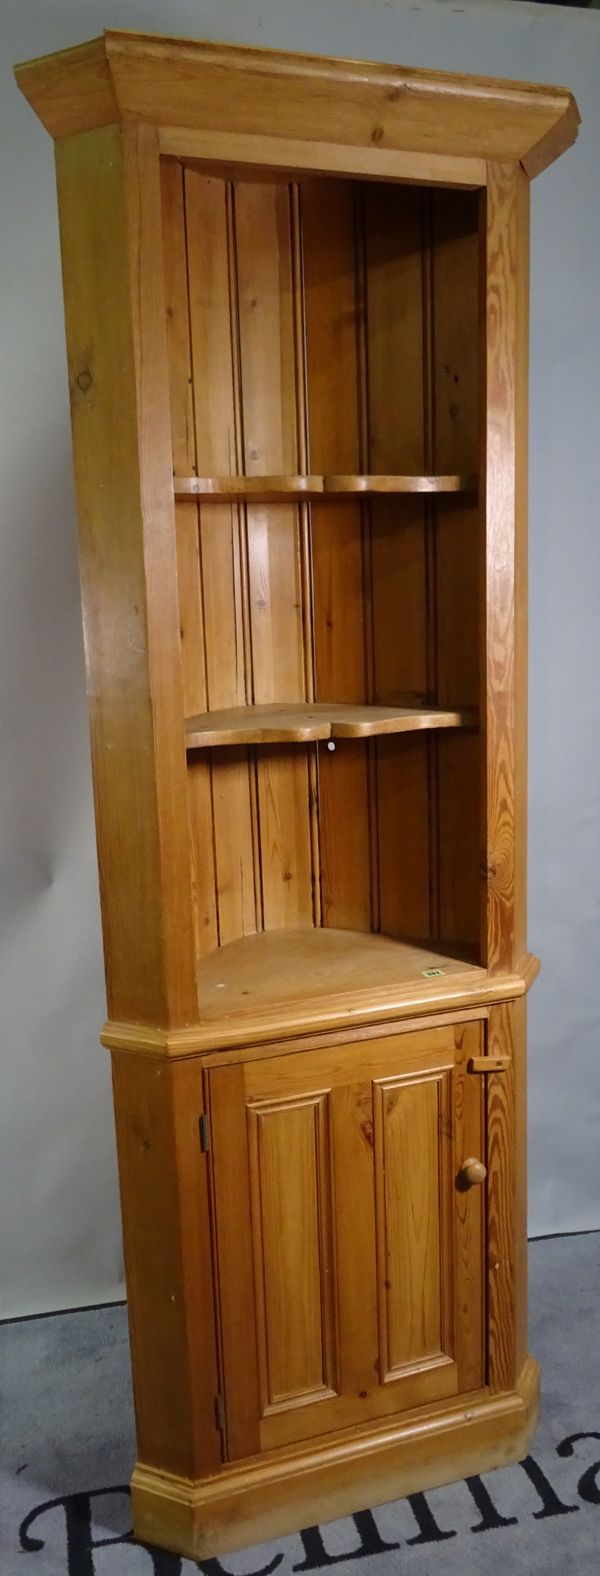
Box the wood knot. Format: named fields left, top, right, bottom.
left=76, top=368, right=93, bottom=394
left=481, top=859, right=497, bottom=880
left=371, top=124, right=385, bottom=146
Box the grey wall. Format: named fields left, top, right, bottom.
left=1, top=0, right=599, bottom=1319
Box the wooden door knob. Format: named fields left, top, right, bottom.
left=457, top=1156, right=487, bottom=1189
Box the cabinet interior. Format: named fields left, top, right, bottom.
left=161, top=162, right=483, bottom=998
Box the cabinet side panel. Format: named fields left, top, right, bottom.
left=55, top=125, right=197, bottom=1025
left=514, top=180, right=530, bottom=964
left=482, top=164, right=529, bottom=973
left=303, top=180, right=372, bottom=931
left=513, top=994, right=528, bottom=1377
left=111, top=1052, right=221, bottom=1477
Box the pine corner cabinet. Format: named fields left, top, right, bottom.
left=16, top=30, right=579, bottom=1561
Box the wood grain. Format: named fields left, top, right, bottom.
left=174, top=474, right=477, bottom=500
left=185, top=701, right=476, bottom=748
left=432, top=188, right=482, bottom=953
left=374, top=1073, right=447, bottom=1376
left=160, top=159, right=217, bottom=958
left=247, top=1094, right=337, bottom=1410
left=162, top=129, right=487, bottom=187
left=363, top=184, right=430, bottom=941
left=184, top=169, right=259, bottom=944
left=111, top=1050, right=221, bottom=1477
left=16, top=32, right=579, bottom=180
left=55, top=125, right=197, bottom=1026
left=486, top=1000, right=517, bottom=1392
left=451, top=1023, right=485, bottom=1391
left=210, top=1022, right=484, bottom=1454
left=207, top=1062, right=261, bottom=1460
left=482, top=163, right=530, bottom=973
left=235, top=180, right=313, bottom=931
left=303, top=179, right=372, bottom=932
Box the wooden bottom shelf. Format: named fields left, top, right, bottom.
left=196, top=928, right=483, bottom=1038
left=186, top=701, right=476, bottom=749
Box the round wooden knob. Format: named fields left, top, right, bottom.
left=458, top=1156, right=487, bottom=1189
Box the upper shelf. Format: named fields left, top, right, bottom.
left=174, top=474, right=477, bottom=503
left=185, top=701, right=477, bottom=750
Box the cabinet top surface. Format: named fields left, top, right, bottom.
left=15, top=28, right=579, bottom=179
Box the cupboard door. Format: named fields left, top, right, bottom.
left=207, top=1021, right=484, bottom=1458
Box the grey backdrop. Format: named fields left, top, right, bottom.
left=2, top=0, right=599, bottom=1320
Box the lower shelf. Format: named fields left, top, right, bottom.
left=196, top=928, right=483, bottom=1037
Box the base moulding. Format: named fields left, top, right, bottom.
left=131, top=1355, right=540, bottom=1560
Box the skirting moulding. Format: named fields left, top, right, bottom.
left=15, top=28, right=579, bottom=1561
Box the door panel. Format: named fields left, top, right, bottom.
left=374, top=1071, right=451, bottom=1380
left=248, top=1094, right=338, bottom=1412
left=207, top=1021, right=485, bottom=1458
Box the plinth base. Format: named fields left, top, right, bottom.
left=131, top=1356, right=540, bottom=1561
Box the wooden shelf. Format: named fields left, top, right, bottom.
left=196, top=928, right=484, bottom=1036
left=185, top=701, right=477, bottom=750
left=174, top=473, right=478, bottom=503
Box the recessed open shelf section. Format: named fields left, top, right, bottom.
left=185, top=701, right=477, bottom=749
left=174, top=474, right=477, bottom=502
left=162, top=164, right=483, bottom=971
left=196, top=927, right=484, bottom=1037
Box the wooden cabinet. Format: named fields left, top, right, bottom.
left=209, top=1021, right=485, bottom=1457
left=16, top=27, right=579, bottom=1563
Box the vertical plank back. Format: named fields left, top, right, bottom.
left=159, top=160, right=491, bottom=966
left=236, top=181, right=313, bottom=928
left=161, top=159, right=218, bottom=958
left=183, top=169, right=259, bottom=946
left=364, top=184, right=431, bottom=940
left=432, top=189, right=482, bottom=952
left=303, top=180, right=372, bottom=931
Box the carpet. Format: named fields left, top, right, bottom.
left=1, top=1233, right=599, bottom=1575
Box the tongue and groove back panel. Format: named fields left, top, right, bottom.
left=160, top=162, right=481, bottom=961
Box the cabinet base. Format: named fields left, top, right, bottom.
left=131, top=1356, right=540, bottom=1560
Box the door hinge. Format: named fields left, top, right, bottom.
left=199, top=1112, right=211, bottom=1152
left=214, top=1392, right=226, bottom=1433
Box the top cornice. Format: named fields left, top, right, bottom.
left=14, top=28, right=580, bottom=180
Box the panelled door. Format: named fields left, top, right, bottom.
left=206, top=1020, right=485, bottom=1460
